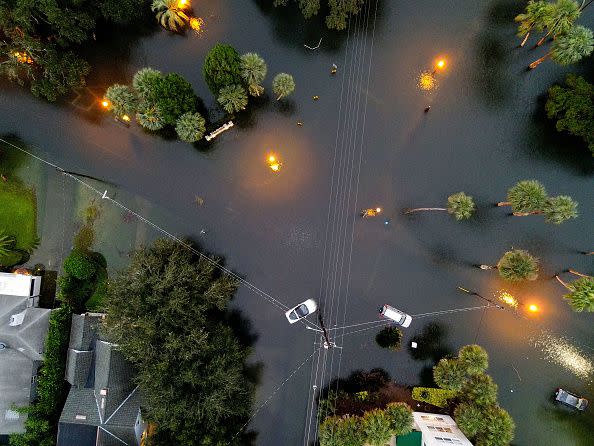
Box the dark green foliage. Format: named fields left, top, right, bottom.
left=507, top=180, right=547, bottom=213
left=274, top=0, right=367, bottom=30
left=361, top=409, right=393, bottom=446
left=384, top=402, right=413, bottom=436
left=454, top=402, right=486, bottom=438
left=543, top=195, right=578, bottom=224
left=105, top=84, right=138, bottom=116
left=102, top=239, right=254, bottom=445
left=375, top=326, right=403, bottom=350
left=0, top=0, right=145, bottom=100
left=319, top=415, right=365, bottom=446
left=433, top=358, right=467, bottom=391
left=203, top=44, right=243, bottom=95
left=458, top=344, right=489, bottom=376
left=476, top=405, right=515, bottom=446
left=496, top=249, right=539, bottom=282
left=546, top=74, right=594, bottom=155
left=0, top=230, right=16, bottom=257
left=63, top=249, right=96, bottom=280
left=461, top=374, right=498, bottom=407
left=133, top=67, right=164, bottom=102
left=563, top=276, right=594, bottom=312
left=152, top=73, right=198, bottom=125
left=9, top=305, right=72, bottom=446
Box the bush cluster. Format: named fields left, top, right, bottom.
left=432, top=344, right=515, bottom=446
left=411, top=387, right=457, bottom=408
left=319, top=402, right=413, bottom=446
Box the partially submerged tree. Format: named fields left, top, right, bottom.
left=152, top=73, right=198, bottom=125
left=105, top=84, right=138, bottom=117
left=433, top=358, right=467, bottom=391
left=529, top=25, right=594, bottom=68
left=151, top=0, right=189, bottom=32
left=480, top=249, right=539, bottom=282
left=536, top=0, right=581, bottom=46
left=132, top=67, right=163, bottom=102
left=319, top=415, right=365, bottom=446
left=384, top=402, right=414, bottom=436
left=136, top=105, right=165, bottom=131
left=203, top=44, right=243, bottom=95
left=175, top=111, right=206, bottom=143
left=555, top=270, right=594, bottom=312
left=478, top=405, right=515, bottom=446
left=542, top=195, right=579, bottom=224
left=454, top=402, right=486, bottom=438
left=546, top=74, right=594, bottom=155
left=218, top=85, right=248, bottom=114
left=273, top=0, right=368, bottom=30
left=458, top=344, right=489, bottom=376
left=405, top=192, right=475, bottom=220
left=515, top=0, right=554, bottom=47
left=361, top=409, right=393, bottom=446
left=461, top=374, right=498, bottom=407
left=240, top=53, right=267, bottom=97
left=102, top=239, right=254, bottom=444
left=272, top=73, right=296, bottom=100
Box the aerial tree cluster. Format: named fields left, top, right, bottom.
left=0, top=0, right=149, bottom=101
left=319, top=402, right=413, bottom=446
left=432, top=345, right=515, bottom=446
left=497, top=179, right=578, bottom=224
left=203, top=43, right=294, bottom=113
left=555, top=269, right=594, bottom=312
left=515, top=0, right=593, bottom=68
left=546, top=74, right=594, bottom=155
left=405, top=191, right=476, bottom=221
left=102, top=238, right=255, bottom=445
left=479, top=249, right=540, bottom=282
left=105, top=68, right=206, bottom=143
left=273, top=0, right=369, bottom=30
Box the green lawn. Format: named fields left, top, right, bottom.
left=0, top=181, right=38, bottom=267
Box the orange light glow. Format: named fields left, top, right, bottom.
left=528, top=304, right=539, bottom=313
left=436, top=59, right=446, bottom=70
left=417, top=71, right=436, bottom=91
left=268, top=155, right=276, bottom=163
left=101, top=100, right=110, bottom=108
left=497, top=291, right=519, bottom=309
left=270, top=163, right=281, bottom=172
left=267, top=154, right=282, bottom=172
left=177, top=0, right=188, bottom=8
left=189, top=17, right=204, bottom=32
left=375, top=208, right=382, bottom=213
left=121, top=114, right=131, bottom=122
left=13, top=51, right=33, bottom=64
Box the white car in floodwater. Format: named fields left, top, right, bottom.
left=285, top=299, right=318, bottom=324
left=379, top=304, right=412, bottom=328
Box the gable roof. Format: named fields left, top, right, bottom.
left=0, top=293, right=51, bottom=435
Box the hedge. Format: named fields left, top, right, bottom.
left=412, top=387, right=457, bottom=408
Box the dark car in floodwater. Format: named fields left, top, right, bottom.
left=554, top=388, right=589, bottom=411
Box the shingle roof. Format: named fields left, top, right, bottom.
left=57, top=422, right=98, bottom=446
left=66, top=349, right=94, bottom=387
left=69, top=313, right=103, bottom=351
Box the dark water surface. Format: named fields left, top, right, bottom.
left=1, top=0, right=593, bottom=444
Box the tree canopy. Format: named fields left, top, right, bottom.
left=0, top=0, right=148, bottom=100
left=274, top=0, right=369, bottom=30
left=203, top=44, right=243, bottom=95
left=447, top=192, right=476, bottom=220
left=102, top=238, right=254, bottom=445
left=496, top=249, right=539, bottom=281
left=546, top=74, right=594, bottom=155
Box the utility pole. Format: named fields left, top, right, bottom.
left=318, top=313, right=334, bottom=349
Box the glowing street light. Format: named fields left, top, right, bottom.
left=121, top=114, right=131, bottom=122
left=361, top=207, right=382, bottom=218
left=528, top=304, right=539, bottom=313
left=267, top=154, right=282, bottom=172
left=101, top=99, right=110, bottom=109
left=177, top=0, right=189, bottom=8
left=189, top=17, right=204, bottom=33
left=432, top=58, right=447, bottom=75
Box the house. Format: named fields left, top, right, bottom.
left=0, top=273, right=51, bottom=438
left=57, top=313, right=146, bottom=446
left=396, top=412, right=473, bottom=446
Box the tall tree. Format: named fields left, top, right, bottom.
left=497, top=180, right=547, bottom=213
left=102, top=239, right=254, bottom=445
left=405, top=192, right=476, bottom=221
left=480, top=249, right=539, bottom=282
left=361, top=409, right=393, bottom=446
left=434, top=358, right=467, bottom=391
left=151, top=0, right=189, bottom=31
left=546, top=74, right=594, bottom=155
left=272, top=73, right=296, bottom=100
left=240, top=53, right=268, bottom=97
left=458, top=344, right=489, bottom=376
left=203, top=44, right=243, bottom=96
left=218, top=84, right=248, bottom=113
left=515, top=0, right=554, bottom=47
left=529, top=25, right=594, bottom=68
left=536, top=0, right=581, bottom=46
left=555, top=270, right=594, bottom=312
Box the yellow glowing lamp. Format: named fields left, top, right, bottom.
left=190, top=17, right=204, bottom=31
left=375, top=208, right=382, bottom=213
left=101, top=100, right=110, bottom=109
left=268, top=155, right=276, bottom=163
left=436, top=59, right=446, bottom=70
left=177, top=0, right=188, bottom=8
left=121, top=114, right=131, bottom=122
left=270, top=163, right=281, bottom=172
left=528, top=304, right=539, bottom=313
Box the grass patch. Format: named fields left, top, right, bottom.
left=0, top=181, right=38, bottom=267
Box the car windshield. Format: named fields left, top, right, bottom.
left=295, top=304, right=309, bottom=318
left=398, top=314, right=406, bottom=324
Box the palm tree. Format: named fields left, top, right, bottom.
left=497, top=180, right=547, bottom=213
left=515, top=0, right=553, bottom=47
left=555, top=270, right=594, bottom=312
left=480, top=249, right=539, bottom=282
left=535, top=0, right=581, bottom=47
left=136, top=105, right=164, bottom=131
left=240, top=53, right=267, bottom=97
left=542, top=195, right=578, bottom=224
left=0, top=231, right=16, bottom=257
left=105, top=84, right=138, bottom=117
left=529, top=25, right=594, bottom=68
left=175, top=111, right=206, bottom=143
left=151, top=0, right=189, bottom=32
left=272, top=73, right=295, bottom=100
left=217, top=84, right=248, bottom=114
left=405, top=192, right=475, bottom=220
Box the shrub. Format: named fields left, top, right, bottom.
left=105, top=84, right=138, bottom=116
left=319, top=415, right=365, bottom=446
left=175, top=112, right=206, bottom=143
left=218, top=84, right=248, bottom=114
left=458, top=344, right=489, bottom=376
left=384, top=402, right=413, bottom=436
left=132, top=67, right=163, bottom=101
left=361, top=409, right=393, bottom=446
left=375, top=326, right=403, bottom=350
left=461, top=374, right=498, bottom=407
left=63, top=249, right=96, bottom=280
left=136, top=105, right=165, bottom=131
left=477, top=405, right=515, bottom=446
left=433, top=358, right=466, bottom=391
left=152, top=73, right=198, bottom=125
left=412, top=387, right=457, bottom=408
left=272, top=72, right=295, bottom=100
left=454, top=402, right=486, bottom=438
left=203, top=44, right=243, bottom=95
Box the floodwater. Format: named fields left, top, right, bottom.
left=1, top=0, right=593, bottom=445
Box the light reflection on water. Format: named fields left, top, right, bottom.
left=531, top=330, right=594, bottom=382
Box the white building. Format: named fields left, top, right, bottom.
left=412, top=412, right=473, bottom=446
left=0, top=272, right=42, bottom=304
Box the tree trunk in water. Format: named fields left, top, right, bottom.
left=520, top=31, right=531, bottom=47
left=512, top=210, right=543, bottom=216
left=536, top=26, right=554, bottom=47
left=580, top=0, right=593, bottom=11
left=529, top=53, right=550, bottom=69
left=555, top=275, right=571, bottom=290
left=497, top=201, right=511, bottom=207
left=568, top=269, right=591, bottom=278
left=404, top=207, right=447, bottom=214
left=276, top=94, right=283, bottom=101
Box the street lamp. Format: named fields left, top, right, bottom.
left=432, top=58, right=446, bottom=75
left=101, top=99, right=110, bottom=109
left=528, top=304, right=539, bottom=313
left=267, top=154, right=282, bottom=172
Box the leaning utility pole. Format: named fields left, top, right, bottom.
left=318, top=312, right=333, bottom=349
